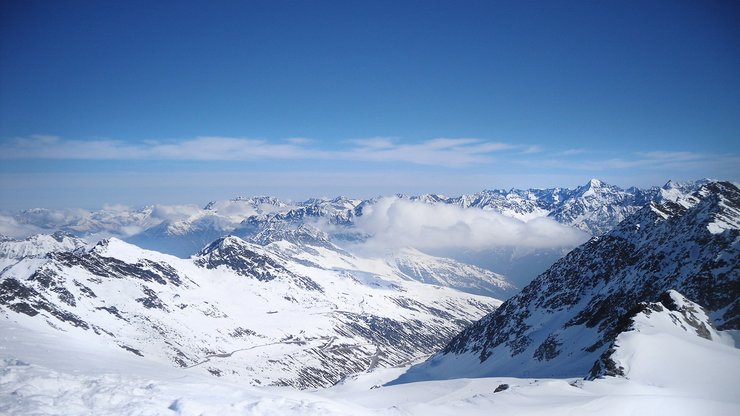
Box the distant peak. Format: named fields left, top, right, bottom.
left=587, top=178, right=604, bottom=188
left=197, top=235, right=250, bottom=256
left=218, top=235, right=248, bottom=246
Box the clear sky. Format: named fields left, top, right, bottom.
left=1, top=0, right=738, bottom=209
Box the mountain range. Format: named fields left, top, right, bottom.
left=7, top=179, right=708, bottom=257
left=0, top=225, right=509, bottom=388
left=0, top=178, right=736, bottom=398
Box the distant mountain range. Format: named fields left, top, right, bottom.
left=8, top=179, right=710, bottom=259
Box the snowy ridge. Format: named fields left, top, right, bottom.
left=0, top=235, right=503, bottom=389
left=0, top=232, right=86, bottom=260
left=588, top=289, right=727, bottom=379
left=393, top=181, right=739, bottom=383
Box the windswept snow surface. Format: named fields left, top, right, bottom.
left=1, top=318, right=738, bottom=416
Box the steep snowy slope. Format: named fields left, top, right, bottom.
left=391, top=247, right=516, bottom=298
left=394, top=181, right=739, bottom=383
left=0, top=235, right=501, bottom=389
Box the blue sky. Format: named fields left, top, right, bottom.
left=1, top=0, right=738, bottom=209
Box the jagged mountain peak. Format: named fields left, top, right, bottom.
left=572, top=178, right=615, bottom=197
left=587, top=178, right=604, bottom=188
left=192, top=234, right=322, bottom=289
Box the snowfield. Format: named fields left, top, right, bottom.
left=1, top=317, right=738, bottom=416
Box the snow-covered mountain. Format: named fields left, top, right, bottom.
left=1, top=180, right=738, bottom=414
left=0, top=231, right=87, bottom=271
left=0, top=231, right=86, bottom=260
left=0, top=233, right=504, bottom=389
left=7, top=179, right=709, bottom=260
left=546, top=179, right=657, bottom=235
left=399, top=179, right=676, bottom=235
left=393, top=181, right=739, bottom=383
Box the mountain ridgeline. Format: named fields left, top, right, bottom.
left=8, top=179, right=708, bottom=259
left=392, top=181, right=739, bottom=384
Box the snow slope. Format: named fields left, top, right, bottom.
left=394, top=181, right=739, bottom=383
left=391, top=247, right=517, bottom=298
left=1, top=310, right=738, bottom=416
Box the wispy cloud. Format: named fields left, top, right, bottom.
left=555, top=148, right=588, bottom=156
left=339, top=137, right=513, bottom=166
left=521, top=145, right=543, bottom=154
left=523, top=150, right=738, bottom=172
left=0, top=135, right=526, bottom=167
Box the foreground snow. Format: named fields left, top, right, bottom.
left=1, top=319, right=738, bottom=416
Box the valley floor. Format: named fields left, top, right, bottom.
left=1, top=320, right=738, bottom=416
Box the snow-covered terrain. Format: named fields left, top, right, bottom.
left=1, top=178, right=737, bottom=415
left=0, top=231, right=505, bottom=389
left=394, top=181, right=739, bottom=383
left=1, top=307, right=738, bottom=416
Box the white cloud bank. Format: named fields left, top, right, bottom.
left=351, top=197, right=590, bottom=252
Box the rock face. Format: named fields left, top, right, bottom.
left=393, top=181, right=739, bottom=384
left=0, top=235, right=504, bottom=389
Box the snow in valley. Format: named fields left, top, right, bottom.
left=1, top=317, right=738, bottom=416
